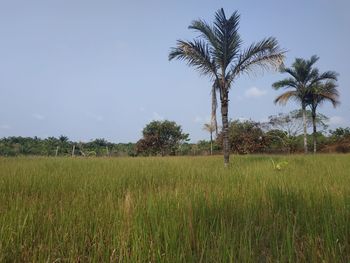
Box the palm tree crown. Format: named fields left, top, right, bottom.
left=169, top=9, right=284, bottom=92
left=308, top=81, right=340, bottom=111
left=273, top=55, right=337, bottom=106
left=169, top=8, right=285, bottom=166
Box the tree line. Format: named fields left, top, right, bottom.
left=1, top=117, right=349, bottom=157
left=0, top=136, right=136, bottom=157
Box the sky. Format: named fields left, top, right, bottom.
left=0, top=0, right=349, bottom=143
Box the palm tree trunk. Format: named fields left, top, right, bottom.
left=302, top=104, right=308, bottom=154
left=221, top=92, right=230, bottom=166
left=312, top=110, right=317, bottom=154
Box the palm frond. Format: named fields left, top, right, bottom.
left=229, top=37, right=285, bottom=83
left=272, top=78, right=298, bottom=90
left=212, top=8, right=242, bottom=70
left=308, top=55, right=319, bottom=67
left=282, top=67, right=299, bottom=81
left=318, top=93, right=340, bottom=107
left=310, top=71, right=338, bottom=86
left=305, top=68, right=319, bottom=83
left=169, top=40, right=218, bottom=77
left=274, top=90, right=300, bottom=105
left=311, top=81, right=340, bottom=108
left=189, top=19, right=219, bottom=53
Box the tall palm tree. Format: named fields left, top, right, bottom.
left=203, top=122, right=216, bottom=155
left=272, top=55, right=337, bottom=153
left=169, top=8, right=285, bottom=166
left=308, top=81, right=339, bottom=153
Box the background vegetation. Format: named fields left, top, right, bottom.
left=1, top=121, right=349, bottom=157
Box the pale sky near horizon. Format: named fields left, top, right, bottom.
left=0, top=0, right=349, bottom=143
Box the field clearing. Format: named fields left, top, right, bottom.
left=0, top=155, right=349, bottom=262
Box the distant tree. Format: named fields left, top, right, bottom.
left=194, top=140, right=206, bottom=155
left=326, top=127, right=350, bottom=153
left=177, top=142, right=192, bottom=156
left=203, top=122, right=216, bottom=155
left=264, top=110, right=328, bottom=153
left=84, top=138, right=112, bottom=156
left=44, top=137, right=59, bottom=155
left=265, top=129, right=293, bottom=153
left=217, top=120, right=268, bottom=154
left=169, top=8, right=284, bottom=166
left=293, top=110, right=329, bottom=132
left=329, top=127, right=350, bottom=140
left=59, top=135, right=69, bottom=143
left=273, top=55, right=338, bottom=153
left=57, top=135, right=71, bottom=155
left=116, top=143, right=137, bottom=157
left=136, top=120, right=189, bottom=156
left=91, top=138, right=108, bottom=147
left=195, top=140, right=219, bottom=155
left=307, top=81, right=339, bottom=153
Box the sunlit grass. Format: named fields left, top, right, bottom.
left=0, top=155, right=349, bottom=262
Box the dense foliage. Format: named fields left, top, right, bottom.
left=217, top=120, right=268, bottom=154
left=136, top=120, right=189, bottom=156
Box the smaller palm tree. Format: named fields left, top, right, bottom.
left=203, top=122, right=216, bottom=155
left=308, top=81, right=340, bottom=153
left=273, top=55, right=337, bottom=153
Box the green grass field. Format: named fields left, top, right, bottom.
left=0, top=155, right=349, bottom=262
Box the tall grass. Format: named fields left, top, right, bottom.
left=0, top=155, right=349, bottom=262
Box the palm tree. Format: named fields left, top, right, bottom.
left=59, top=135, right=69, bottom=143
left=272, top=55, right=337, bottom=153
left=203, top=122, right=216, bottom=155
left=308, top=81, right=339, bottom=153
left=169, top=8, right=285, bottom=166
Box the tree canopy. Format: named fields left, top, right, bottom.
left=136, top=120, right=189, bottom=156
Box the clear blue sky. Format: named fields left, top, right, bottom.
left=0, top=0, right=349, bottom=142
